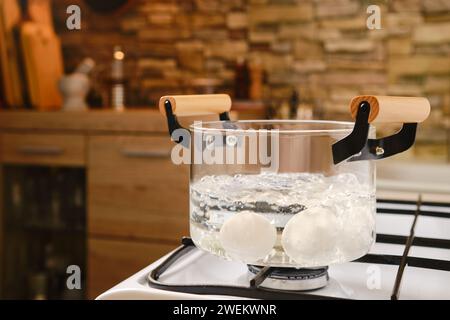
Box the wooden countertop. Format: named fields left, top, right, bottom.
left=0, top=109, right=169, bottom=133
left=0, top=109, right=238, bottom=134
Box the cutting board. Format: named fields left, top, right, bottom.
left=21, top=0, right=62, bottom=110
left=1, top=0, right=63, bottom=110
left=20, top=21, right=38, bottom=106
left=21, top=21, right=62, bottom=110
left=0, top=0, right=25, bottom=108
left=0, top=63, right=5, bottom=108
left=27, top=0, right=53, bottom=29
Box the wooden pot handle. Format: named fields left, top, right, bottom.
left=350, top=95, right=430, bottom=124
left=159, top=94, right=232, bottom=117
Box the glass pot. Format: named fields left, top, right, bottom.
left=159, top=94, right=430, bottom=268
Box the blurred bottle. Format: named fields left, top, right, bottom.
left=44, top=244, right=58, bottom=298
left=29, top=273, right=47, bottom=300
left=25, top=170, right=39, bottom=225
left=296, top=103, right=314, bottom=120
left=289, top=89, right=299, bottom=119
left=249, top=58, right=264, bottom=100
left=11, top=174, right=23, bottom=225
left=265, top=100, right=278, bottom=119
left=295, top=89, right=314, bottom=120
left=51, top=170, right=64, bottom=227
left=234, top=56, right=250, bottom=100
left=45, top=243, right=70, bottom=299
left=110, top=46, right=126, bottom=111
left=279, top=100, right=290, bottom=119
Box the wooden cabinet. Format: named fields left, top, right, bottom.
left=0, top=110, right=191, bottom=299
left=87, top=135, right=189, bottom=297
left=88, top=135, right=189, bottom=241
left=88, top=238, right=176, bottom=299
left=0, top=133, right=86, bottom=166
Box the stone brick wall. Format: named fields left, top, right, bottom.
left=53, top=0, right=450, bottom=129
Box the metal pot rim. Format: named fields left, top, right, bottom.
left=189, top=119, right=358, bottom=135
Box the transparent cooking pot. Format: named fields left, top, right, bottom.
left=159, top=94, right=430, bottom=268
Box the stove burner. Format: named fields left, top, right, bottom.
left=247, top=265, right=329, bottom=291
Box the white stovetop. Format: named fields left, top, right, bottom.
left=97, top=200, right=450, bottom=300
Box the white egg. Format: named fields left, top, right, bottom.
left=338, top=206, right=375, bottom=260
left=281, top=207, right=339, bottom=266
left=219, top=212, right=277, bottom=262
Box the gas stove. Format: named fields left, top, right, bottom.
left=97, top=195, right=450, bottom=300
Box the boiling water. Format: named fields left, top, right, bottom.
left=190, top=172, right=376, bottom=267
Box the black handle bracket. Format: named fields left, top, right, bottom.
left=164, top=100, right=184, bottom=144
left=163, top=99, right=231, bottom=148
left=332, top=101, right=418, bottom=164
